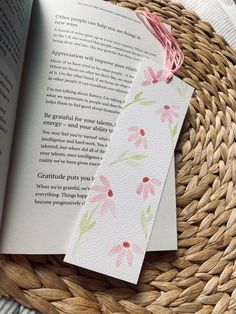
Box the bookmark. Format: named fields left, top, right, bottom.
left=65, top=12, right=194, bottom=283
left=65, top=57, right=194, bottom=283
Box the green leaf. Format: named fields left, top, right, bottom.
left=130, top=154, right=147, bottom=161
left=80, top=218, right=96, bottom=235
left=172, top=123, right=178, bottom=137
left=119, top=150, right=129, bottom=159
left=80, top=211, right=89, bottom=226
left=183, top=85, right=188, bottom=93
left=140, top=211, right=146, bottom=233
left=140, top=211, right=147, bottom=240
left=177, top=85, right=188, bottom=96
left=80, top=221, right=88, bottom=235
left=139, top=100, right=156, bottom=106
left=146, top=206, right=152, bottom=215
left=86, top=220, right=96, bottom=232
left=134, top=91, right=143, bottom=101
left=127, top=161, right=142, bottom=167
left=177, top=86, right=183, bottom=96
left=148, top=214, right=153, bottom=222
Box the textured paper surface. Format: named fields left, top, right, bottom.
left=65, top=58, right=194, bottom=283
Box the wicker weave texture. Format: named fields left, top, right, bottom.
left=1, top=0, right=236, bottom=313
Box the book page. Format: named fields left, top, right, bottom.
left=0, top=0, right=33, bottom=221
left=0, top=0, right=176, bottom=253
left=148, top=158, right=177, bottom=251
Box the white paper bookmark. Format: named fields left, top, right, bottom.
left=65, top=58, right=194, bottom=283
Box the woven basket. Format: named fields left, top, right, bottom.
left=1, top=0, right=236, bottom=313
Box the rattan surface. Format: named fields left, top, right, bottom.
left=1, top=0, right=236, bottom=313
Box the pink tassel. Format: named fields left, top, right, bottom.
left=137, top=9, right=184, bottom=82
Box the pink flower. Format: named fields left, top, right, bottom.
left=109, top=241, right=143, bottom=267
left=89, top=176, right=116, bottom=217
left=128, top=126, right=148, bottom=149
left=157, top=105, right=179, bottom=123
left=142, top=67, right=165, bottom=86
left=136, top=177, right=161, bottom=200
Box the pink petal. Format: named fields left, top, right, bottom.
left=143, top=185, right=149, bottom=200
left=142, top=80, right=150, bottom=86
left=128, top=126, right=139, bottom=132
left=131, top=243, right=144, bottom=254
left=135, top=137, right=142, bottom=147
left=144, top=69, right=152, bottom=81
left=143, top=137, right=148, bottom=149
left=136, top=182, right=143, bottom=195
left=89, top=194, right=106, bottom=203
left=151, top=178, right=161, bottom=186
left=156, top=70, right=163, bottom=79
left=127, top=250, right=133, bottom=267
left=159, top=76, right=166, bottom=82
left=109, top=244, right=123, bottom=256
left=148, top=183, right=156, bottom=196
left=147, top=67, right=156, bottom=81
left=166, top=111, right=173, bottom=123
left=116, top=249, right=126, bottom=267
left=100, top=202, right=108, bottom=216
left=109, top=202, right=116, bottom=218
left=172, top=111, right=179, bottom=118
left=128, top=133, right=139, bottom=142
left=99, top=175, right=110, bottom=188
left=101, top=199, right=116, bottom=217
left=160, top=110, right=167, bottom=122
left=92, top=185, right=107, bottom=193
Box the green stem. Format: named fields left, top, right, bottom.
left=109, top=156, right=131, bottom=166
left=73, top=204, right=99, bottom=253
left=87, top=204, right=99, bottom=222
left=72, top=234, right=82, bottom=253
left=122, top=99, right=137, bottom=109
left=144, top=220, right=147, bottom=241
left=168, top=124, right=175, bottom=149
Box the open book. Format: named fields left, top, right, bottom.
left=0, top=0, right=177, bottom=254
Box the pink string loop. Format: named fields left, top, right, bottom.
left=137, top=9, right=184, bottom=82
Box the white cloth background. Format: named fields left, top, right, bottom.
left=1, top=0, right=236, bottom=313
left=173, top=0, right=236, bottom=48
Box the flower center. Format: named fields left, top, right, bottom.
left=164, top=105, right=170, bottom=110
left=139, top=129, right=145, bottom=136
left=123, top=241, right=130, bottom=248
left=143, top=177, right=150, bottom=183
left=107, top=189, right=113, bottom=197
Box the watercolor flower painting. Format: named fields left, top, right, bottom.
left=142, top=67, right=165, bottom=86
left=157, top=105, right=179, bottom=123
left=109, top=241, right=143, bottom=267
left=89, top=175, right=116, bottom=217
left=157, top=104, right=180, bottom=139
left=136, top=177, right=161, bottom=200
left=128, top=126, right=148, bottom=149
